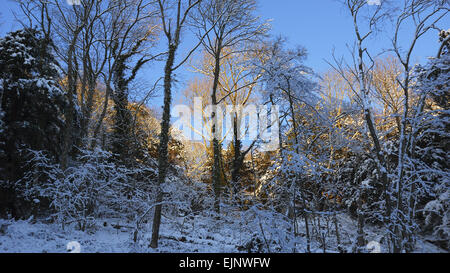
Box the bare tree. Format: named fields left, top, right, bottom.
left=257, top=37, right=319, bottom=252
left=191, top=47, right=263, bottom=201
left=330, top=0, right=391, bottom=252
left=191, top=0, right=268, bottom=213
left=17, top=0, right=160, bottom=161
left=150, top=0, right=216, bottom=249
left=106, top=0, right=158, bottom=162
left=17, top=0, right=106, bottom=168
left=390, top=0, right=448, bottom=252
left=332, top=0, right=448, bottom=253
left=53, top=1, right=90, bottom=169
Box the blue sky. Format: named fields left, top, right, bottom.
left=0, top=0, right=448, bottom=107
left=259, top=0, right=448, bottom=72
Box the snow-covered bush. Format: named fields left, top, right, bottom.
left=162, top=165, right=214, bottom=217
left=20, top=149, right=159, bottom=230
left=236, top=205, right=299, bottom=253
left=423, top=188, right=449, bottom=241
left=20, top=149, right=124, bottom=230
left=19, top=146, right=210, bottom=234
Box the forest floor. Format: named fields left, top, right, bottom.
left=0, top=211, right=445, bottom=253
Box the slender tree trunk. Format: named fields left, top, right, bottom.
left=61, top=33, right=81, bottom=169
left=80, top=76, right=96, bottom=144
left=211, top=44, right=223, bottom=214
left=250, top=147, right=259, bottom=196
left=269, top=94, right=283, bottom=157
left=393, top=70, right=410, bottom=253
left=285, top=82, right=311, bottom=253
left=90, top=79, right=111, bottom=149
left=334, top=211, right=342, bottom=252
left=150, top=44, right=177, bottom=248
left=404, top=93, right=426, bottom=251
left=354, top=34, right=394, bottom=251
left=355, top=193, right=366, bottom=252
left=231, top=113, right=242, bottom=194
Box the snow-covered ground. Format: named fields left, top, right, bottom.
left=0, top=212, right=445, bottom=253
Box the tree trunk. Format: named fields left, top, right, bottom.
left=355, top=194, right=366, bottom=253
left=355, top=36, right=393, bottom=251
left=61, top=32, right=81, bottom=170
left=150, top=44, right=176, bottom=248
left=111, top=57, right=133, bottom=163
left=231, top=113, right=242, bottom=194
left=211, top=44, right=223, bottom=214
left=90, top=79, right=111, bottom=149
left=285, top=81, right=311, bottom=253
left=393, top=71, right=411, bottom=253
